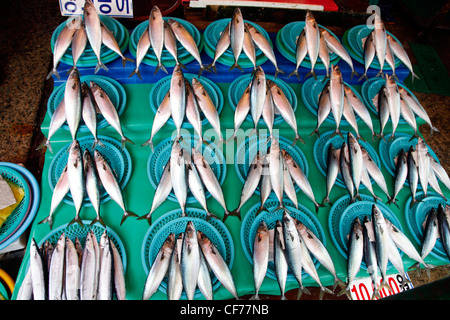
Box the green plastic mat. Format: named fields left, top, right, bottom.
left=13, top=79, right=449, bottom=300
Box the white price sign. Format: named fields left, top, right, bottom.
left=350, top=273, right=414, bottom=300
left=59, top=0, right=133, bottom=18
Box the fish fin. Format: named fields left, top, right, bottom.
left=205, top=211, right=220, bottom=222
left=387, top=134, right=396, bottom=142
left=141, top=138, right=154, bottom=151
left=155, top=62, right=168, bottom=75
left=229, top=62, right=243, bottom=72
left=408, top=133, right=420, bottom=142
left=315, top=202, right=326, bottom=214
left=378, top=280, right=392, bottom=293
left=351, top=70, right=359, bottom=80
left=120, top=211, right=139, bottom=226
left=321, top=196, right=332, bottom=206
left=288, top=69, right=300, bottom=81
left=68, top=215, right=84, bottom=227
left=292, top=133, right=305, bottom=146
left=37, top=139, right=52, bottom=153
left=330, top=128, right=344, bottom=139
left=375, top=69, right=384, bottom=78
left=38, top=215, right=53, bottom=230
left=358, top=73, right=368, bottom=82
left=249, top=294, right=260, bottom=300
left=206, top=63, right=217, bottom=75
left=128, top=68, right=142, bottom=80
left=89, top=215, right=106, bottom=228
left=375, top=132, right=387, bottom=142
left=137, top=213, right=153, bottom=226
left=122, top=57, right=135, bottom=67
left=46, top=68, right=61, bottom=80
left=305, top=69, right=317, bottom=80
left=255, top=205, right=268, bottom=217
left=371, top=288, right=382, bottom=300
left=121, top=136, right=135, bottom=149
left=430, top=126, right=440, bottom=136
left=357, top=133, right=366, bottom=143
left=198, top=65, right=213, bottom=77
left=274, top=68, right=285, bottom=79
left=309, top=127, right=320, bottom=137
left=409, top=197, right=422, bottom=208
left=177, top=62, right=187, bottom=69
left=224, top=208, right=241, bottom=222
left=280, top=295, right=287, bottom=300
left=387, top=197, right=399, bottom=208
left=94, top=61, right=109, bottom=74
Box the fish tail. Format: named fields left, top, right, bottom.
left=122, top=57, right=135, bottom=67
left=227, top=208, right=241, bottom=221
left=357, top=133, right=366, bottom=142
left=229, top=62, right=243, bottom=72
left=309, top=127, right=320, bottom=137
left=137, top=213, right=153, bottom=226
left=249, top=294, right=260, bottom=300
left=409, top=197, right=422, bottom=208
left=375, top=132, right=387, bottom=142
left=177, top=61, right=187, bottom=69
left=141, top=138, right=154, bottom=151
left=95, top=61, right=109, bottom=74
left=198, top=65, right=213, bottom=77
left=120, top=211, right=139, bottom=226
left=375, top=69, right=384, bottom=78
left=378, top=280, right=392, bottom=293
left=387, top=134, right=396, bottom=142
left=387, top=197, right=399, bottom=208
left=321, top=196, right=332, bottom=206
left=371, top=288, right=382, bottom=300
left=90, top=215, right=106, bottom=228
left=300, top=286, right=311, bottom=296
left=305, top=69, right=317, bottom=80
left=46, top=67, right=61, bottom=80
left=358, top=73, right=368, bottom=82
left=68, top=215, right=84, bottom=227
left=128, top=68, right=142, bottom=80
left=331, top=128, right=344, bottom=139
left=206, top=62, right=217, bottom=75
left=351, top=69, right=359, bottom=80
left=288, top=69, right=300, bottom=81
left=155, top=62, right=168, bottom=75
left=38, top=215, right=53, bottom=230
left=337, top=286, right=352, bottom=300
left=94, top=138, right=105, bottom=150
left=121, top=136, right=135, bottom=149
left=274, top=67, right=285, bottom=79
left=255, top=205, right=268, bottom=217
left=280, top=295, right=287, bottom=300
left=205, top=210, right=220, bottom=222
left=315, top=201, right=325, bottom=214
left=292, top=133, right=305, bottom=146
left=37, top=139, right=52, bottom=153
left=430, top=126, right=440, bottom=136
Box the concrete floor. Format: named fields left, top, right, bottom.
left=0, top=0, right=448, bottom=299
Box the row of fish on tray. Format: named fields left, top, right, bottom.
left=16, top=231, right=125, bottom=300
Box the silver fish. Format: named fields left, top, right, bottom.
left=143, top=233, right=175, bottom=300
left=340, top=142, right=355, bottom=202
left=169, top=65, right=186, bottom=140
left=437, top=204, right=450, bottom=261
left=30, top=238, right=47, bottom=300
left=198, top=249, right=214, bottom=300
left=65, top=237, right=80, bottom=300
left=407, top=146, right=419, bottom=207
left=421, top=208, right=438, bottom=261
left=229, top=82, right=251, bottom=141
left=163, top=21, right=185, bottom=69
left=389, top=148, right=408, bottom=207
left=428, top=159, right=447, bottom=200
left=288, top=30, right=307, bottom=80
left=416, top=137, right=430, bottom=197
left=168, top=19, right=209, bottom=76
left=385, top=40, right=397, bottom=80
left=429, top=156, right=450, bottom=191
left=250, top=221, right=269, bottom=300
left=372, top=204, right=392, bottom=292
left=71, top=22, right=87, bottom=70
left=184, top=79, right=203, bottom=144
left=321, top=28, right=357, bottom=78
left=148, top=6, right=167, bottom=75
left=208, top=22, right=231, bottom=74
left=329, top=65, right=345, bottom=138
left=257, top=155, right=272, bottom=215
left=344, top=84, right=374, bottom=139
left=373, top=14, right=387, bottom=77
left=83, top=149, right=104, bottom=227
left=348, top=132, right=364, bottom=199
left=359, top=31, right=376, bottom=81
left=229, top=8, right=245, bottom=72
left=48, top=233, right=66, bottom=300
left=167, top=234, right=183, bottom=300
left=181, top=221, right=201, bottom=300
left=65, top=68, right=82, bottom=140
left=304, top=11, right=320, bottom=80
left=318, top=32, right=330, bottom=78
left=268, top=138, right=284, bottom=209
left=16, top=267, right=33, bottom=300
left=198, top=231, right=239, bottom=299
left=101, top=23, right=134, bottom=67
left=262, top=88, right=275, bottom=137
left=84, top=0, right=108, bottom=73
left=94, top=150, right=137, bottom=225
left=80, top=232, right=97, bottom=300
left=192, top=78, right=223, bottom=143
left=170, top=141, right=187, bottom=216
left=362, top=147, right=392, bottom=203
left=362, top=216, right=381, bottom=300
left=386, top=224, right=412, bottom=285
left=90, top=81, right=134, bottom=148
left=47, top=16, right=81, bottom=80
left=282, top=155, right=298, bottom=209
left=343, top=96, right=363, bottom=142
left=242, top=24, right=256, bottom=71
left=81, top=83, right=104, bottom=149
left=91, top=230, right=100, bottom=299
left=377, top=86, right=390, bottom=141
left=129, top=27, right=151, bottom=79
left=273, top=220, right=288, bottom=300
left=361, top=162, right=381, bottom=202
left=250, top=66, right=266, bottom=129
left=322, top=144, right=339, bottom=206
left=97, top=239, right=113, bottom=300
left=385, top=74, right=401, bottom=140
left=111, top=240, right=126, bottom=300
left=387, top=34, right=419, bottom=81
left=67, top=140, right=85, bottom=226
left=311, top=85, right=331, bottom=137
left=37, top=98, right=66, bottom=153
left=141, top=91, right=171, bottom=150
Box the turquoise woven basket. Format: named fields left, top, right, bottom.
left=147, top=134, right=226, bottom=204
left=47, top=75, right=126, bottom=133
left=129, top=17, right=202, bottom=68
left=48, top=135, right=132, bottom=206
left=234, top=133, right=308, bottom=194
left=240, top=198, right=324, bottom=282
left=148, top=73, right=224, bottom=129
left=141, top=208, right=234, bottom=299
left=228, top=74, right=297, bottom=126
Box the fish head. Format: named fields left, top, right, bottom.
left=347, top=131, right=358, bottom=146
left=69, top=140, right=81, bottom=158
left=66, top=15, right=82, bottom=30
left=351, top=217, right=363, bottom=236
left=330, top=64, right=342, bottom=79
left=82, top=148, right=93, bottom=164
left=385, top=74, right=397, bottom=87
left=374, top=13, right=385, bottom=30
left=232, top=7, right=243, bottom=20
left=371, top=204, right=385, bottom=227
left=305, top=11, right=315, bottom=22
left=150, top=5, right=162, bottom=19
left=257, top=221, right=268, bottom=235
left=197, top=231, right=211, bottom=248
left=163, top=233, right=175, bottom=249
left=184, top=221, right=197, bottom=239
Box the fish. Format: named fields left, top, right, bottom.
left=197, top=249, right=214, bottom=300
left=170, top=141, right=188, bottom=216
left=359, top=31, right=375, bottom=81
left=343, top=96, right=363, bottom=142
left=139, top=160, right=172, bottom=225
left=38, top=165, right=69, bottom=229
left=257, top=155, right=271, bottom=215
left=329, top=65, right=345, bottom=138
left=340, top=143, right=355, bottom=202
left=143, top=233, right=175, bottom=300
left=283, top=149, right=323, bottom=213
left=168, top=19, right=210, bottom=76
left=67, top=140, right=85, bottom=227
left=273, top=220, right=288, bottom=300
left=344, top=84, right=375, bottom=139
left=37, top=99, right=66, bottom=153
left=310, top=85, right=331, bottom=137
left=318, top=32, right=330, bottom=78
left=208, top=22, right=231, bottom=74
left=192, top=78, right=223, bottom=143
left=245, top=23, right=284, bottom=77
left=360, top=146, right=387, bottom=194
left=437, top=204, right=450, bottom=261
left=110, top=240, right=126, bottom=300
left=48, top=233, right=65, bottom=300
left=97, top=238, right=113, bottom=300
left=321, top=28, right=358, bottom=78
left=250, top=66, right=266, bottom=129
left=428, top=160, right=447, bottom=200
left=362, top=216, right=381, bottom=300
left=184, top=79, right=203, bottom=146
left=29, top=238, right=47, bottom=300
left=169, top=65, right=186, bottom=140
left=388, top=148, right=408, bottom=207
left=192, top=147, right=231, bottom=220
left=16, top=267, right=33, bottom=300
left=400, top=96, right=419, bottom=139
left=407, top=146, right=420, bottom=207
left=361, top=162, right=381, bottom=202
left=387, top=34, right=419, bottom=81
left=282, top=211, right=310, bottom=298
left=71, top=22, right=87, bottom=70
left=83, top=149, right=105, bottom=227
left=163, top=21, right=185, bottom=69
left=288, top=30, right=307, bottom=80
left=231, top=151, right=264, bottom=218
left=129, top=27, right=151, bottom=79
left=297, top=221, right=343, bottom=291
left=377, top=86, right=390, bottom=141
left=229, top=83, right=251, bottom=141
left=373, top=14, right=387, bottom=77
left=429, top=156, right=450, bottom=191
left=322, top=144, right=339, bottom=206
left=268, top=80, right=304, bottom=145
left=94, top=150, right=137, bottom=225
left=242, top=24, right=256, bottom=71
left=385, top=38, right=397, bottom=80
left=304, top=11, right=320, bottom=80
left=167, top=234, right=183, bottom=300
left=386, top=224, right=412, bottom=286
left=148, top=6, right=167, bottom=75
left=416, top=137, right=430, bottom=197
left=81, top=83, right=104, bottom=149
left=229, top=8, right=245, bottom=72
left=250, top=221, right=269, bottom=300
left=91, top=231, right=101, bottom=299
left=84, top=0, right=108, bottom=73
left=421, top=207, right=439, bottom=261
left=65, top=68, right=82, bottom=140
left=141, top=91, right=171, bottom=150
left=80, top=231, right=97, bottom=300
left=282, top=155, right=298, bottom=209
left=101, top=23, right=134, bottom=67
left=338, top=217, right=364, bottom=299
left=198, top=231, right=239, bottom=299
left=65, top=237, right=80, bottom=300
left=385, top=74, right=401, bottom=140
left=90, top=81, right=134, bottom=148
left=262, top=88, right=275, bottom=138
left=268, top=138, right=285, bottom=210
left=181, top=221, right=201, bottom=300
left=347, top=132, right=364, bottom=200
left=47, top=16, right=81, bottom=79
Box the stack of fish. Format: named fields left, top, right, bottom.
left=390, top=137, right=450, bottom=207
left=421, top=204, right=450, bottom=263
left=359, top=13, right=419, bottom=81
left=140, top=141, right=227, bottom=224
left=39, top=68, right=133, bottom=152
left=340, top=204, right=429, bottom=300
left=311, top=65, right=375, bottom=140
left=47, top=0, right=132, bottom=79
left=143, top=222, right=238, bottom=300
left=131, top=6, right=208, bottom=79
left=235, top=136, right=322, bottom=217
left=323, top=132, right=391, bottom=205
left=289, top=12, right=357, bottom=80
left=17, top=230, right=126, bottom=300
left=230, top=67, right=304, bottom=145
left=372, top=75, right=439, bottom=141
left=208, top=8, right=284, bottom=77
left=39, top=141, right=136, bottom=229
left=142, top=66, right=223, bottom=150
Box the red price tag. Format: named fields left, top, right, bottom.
left=350, top=273, right=414, bottom=300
